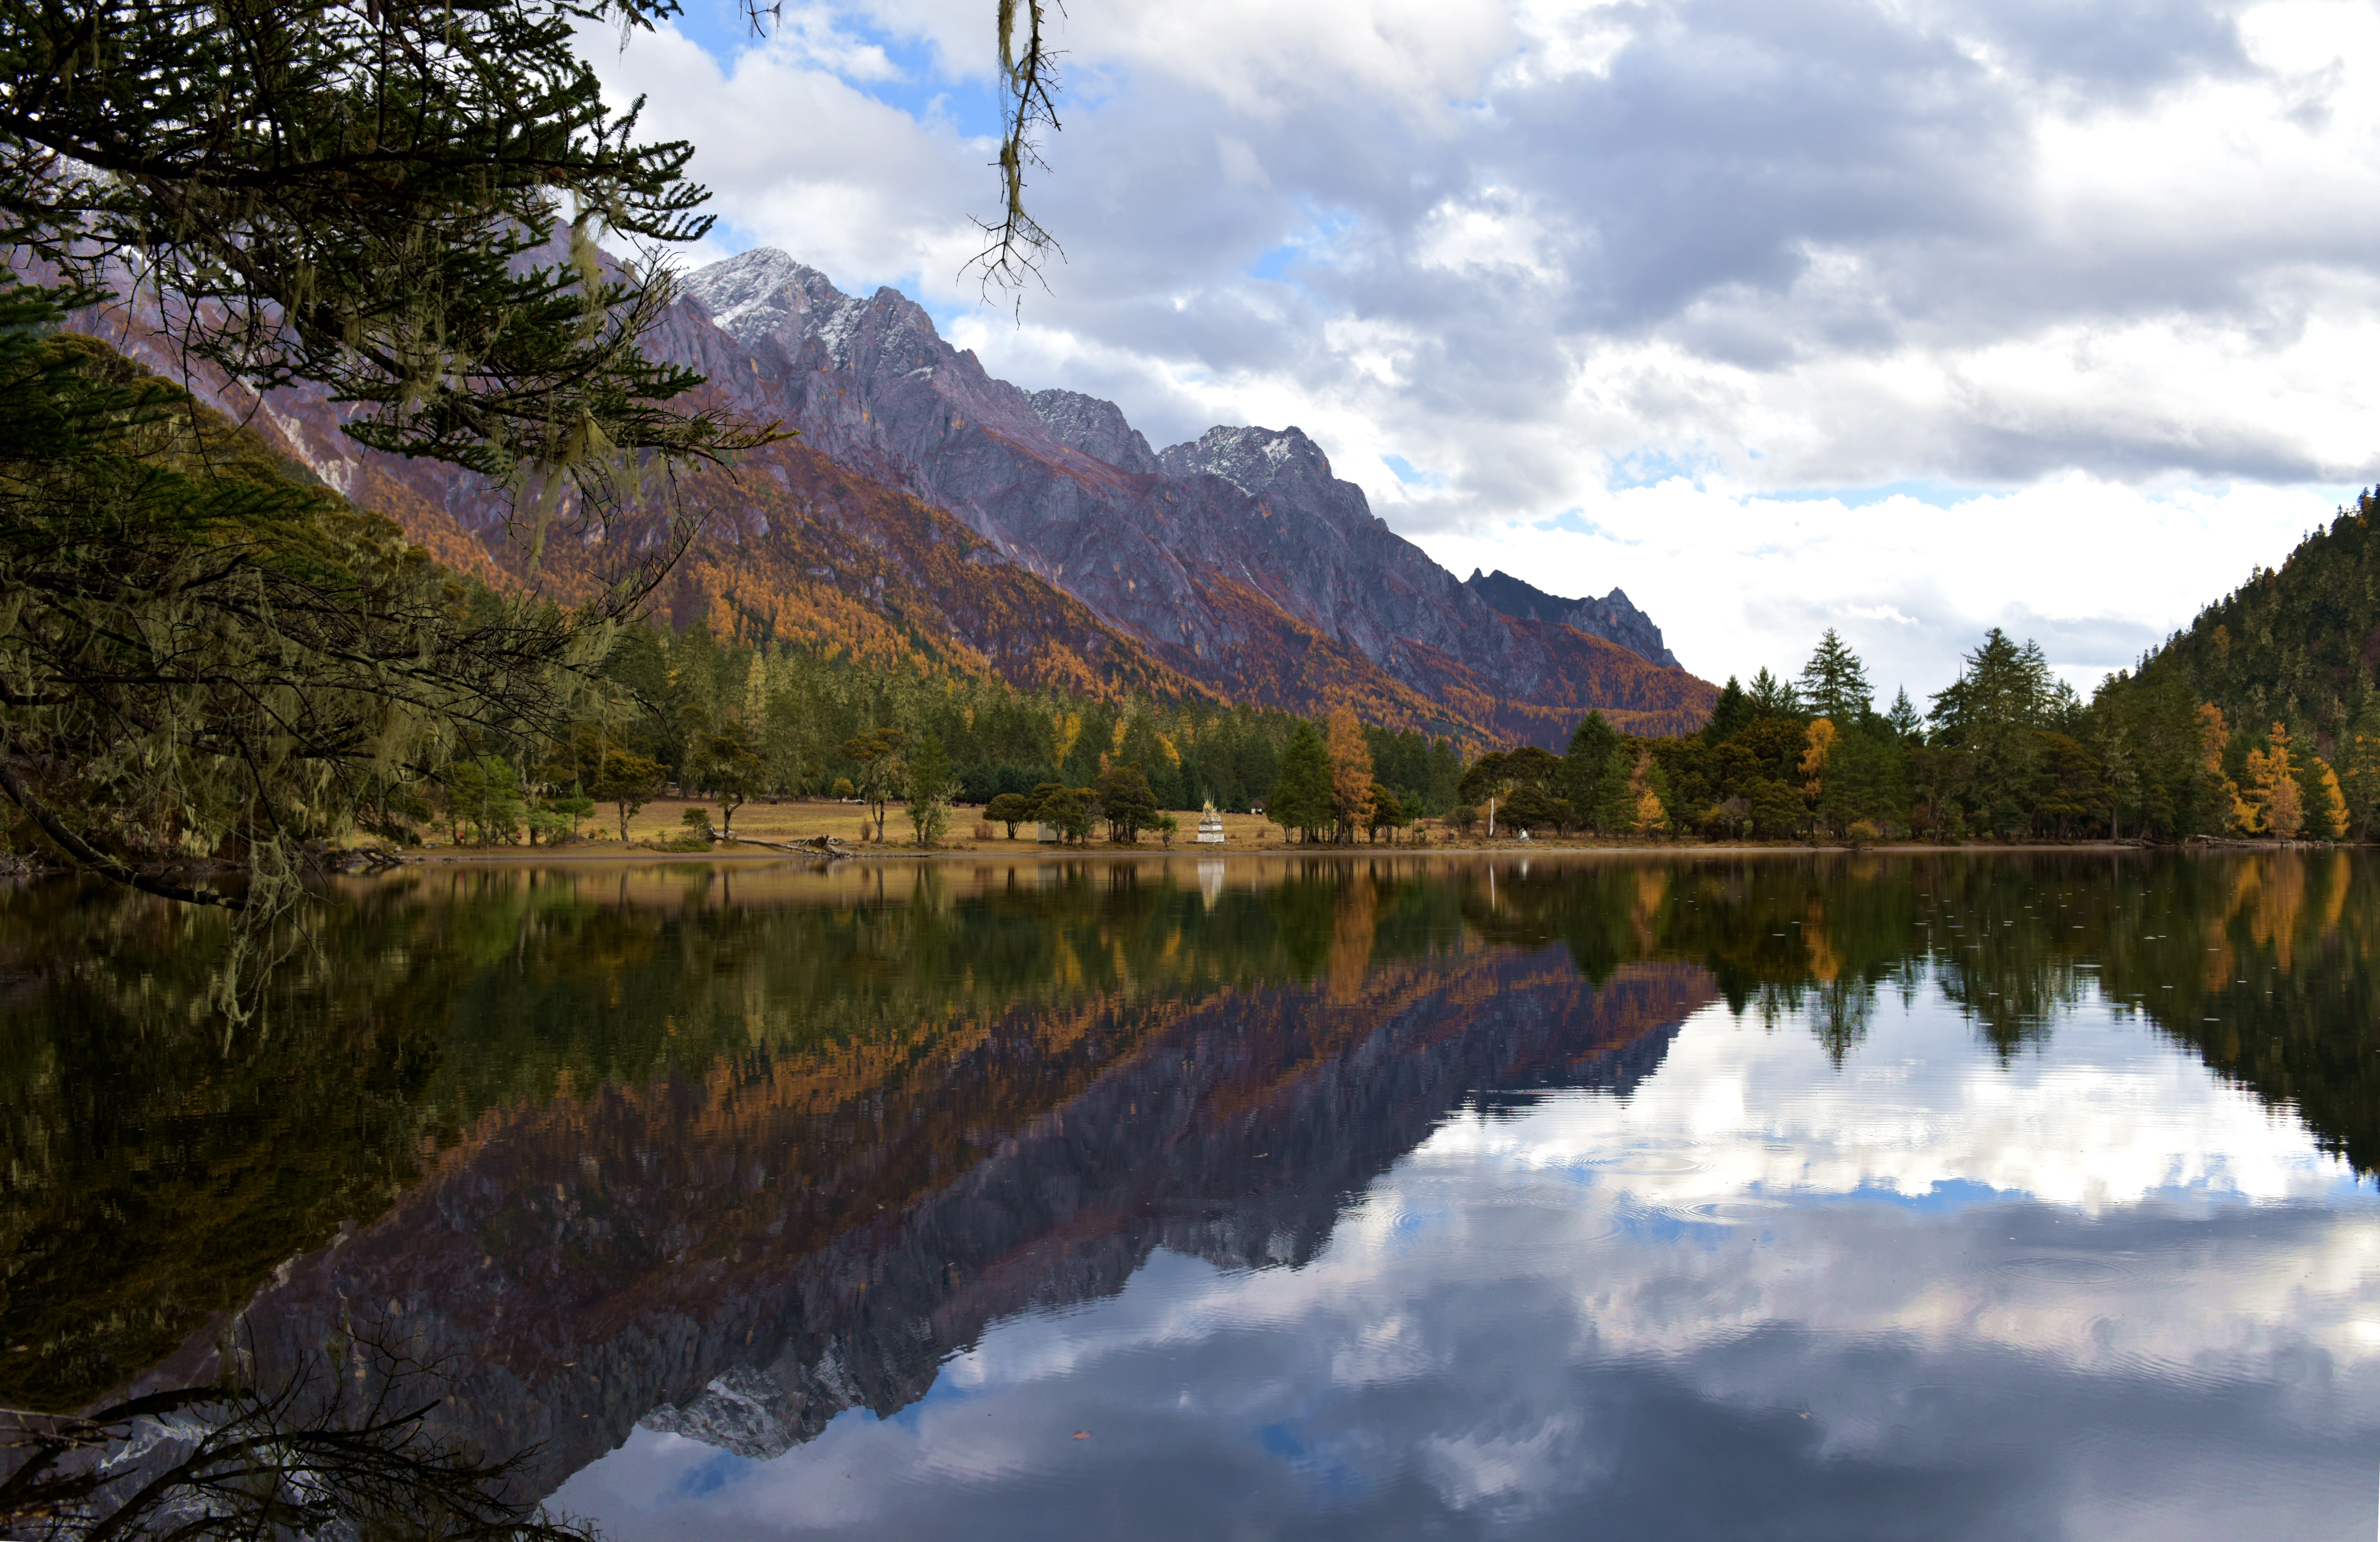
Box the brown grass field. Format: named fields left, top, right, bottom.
left=404, top=797, right=2145, bottom=861
left=407, top=797, right=1602, bottom=857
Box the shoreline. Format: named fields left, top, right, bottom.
left=7, top=835, right=2354, bottom=891
left=388, top=837, right=2246, bottom=867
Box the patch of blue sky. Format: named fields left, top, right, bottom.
left=846, top=51, right=1007, bottom=142
left=672, top=1447, right=752, bottom=1498
left=1613, top=1205, right=1735, bottom=1250
left=1533, top=507, right=1632, bottom=543
left=917, top=294, right=991, bottom=336
left=658, top=1, right=1009, bottom=142
left=1386, top=1204, right=1450, bottom=1246
left=1837, top=1176, right=2029, bottom=1214
left=1382, top=454, right=1442, bottom=490
left=1257, top=1420, right=1306, bottom=1462
left=1604, top=448, right=1711, bottom=491
left=1248, top=244, right=1301, bottom=284
left=913, top=1374, right=989, bottom=1414
left=1254, top=1412, right=1380, bottom=1507
left=1245, top=211, right=1358, bottom=293
left=655, top=0, right=770, bottom=61
left=1766, top=477, right=2003, bottom=509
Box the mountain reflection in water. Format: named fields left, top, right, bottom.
left=5, top=852, right=2378, bottom=1539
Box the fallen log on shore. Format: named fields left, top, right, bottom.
left=722, top=834, right=860, bottom=860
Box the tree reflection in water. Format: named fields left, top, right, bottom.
left=4, top=850, right=2378, bottom=1528
left=0, top=1330, right=592, bottom=1541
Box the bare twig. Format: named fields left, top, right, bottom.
left=966, top=0, right=1067, bottom=307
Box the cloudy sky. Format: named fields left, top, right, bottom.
left=588, top=0, right=2380, bottom=701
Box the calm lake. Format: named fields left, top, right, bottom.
left=7, top=851, right=2380, bottom=1539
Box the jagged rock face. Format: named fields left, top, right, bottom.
left=1466, top=568, right=1681, bottom=669
left=676, top=249, right=859, bottom=362
left=1159, top=423, right=1354, bottom=507
left=674, top=250, right=1715, bottom=741
left=1031, top=388, right=1160, bottom=475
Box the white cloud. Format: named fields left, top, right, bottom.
left=587, top=0, right=2380, bottom=698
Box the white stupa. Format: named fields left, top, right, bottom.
left=1195, top=798, right=1227, bottom=844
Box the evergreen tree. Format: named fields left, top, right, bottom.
left=2340, top=713, right=2380, bottom=835
left=1799, top=629, right=1873, bottom=723
left=1591, top=746, right=1636, bottom=833
left=1268, top=723, right=1333, bottom=842
left=1930, top=629, right=2052, bottom=836
left=1746, top=667, right=1803, bottom=718
left=1563, top=713, right=1621, bottom=821
left=0, top=296, right=607, bottom=908
left=5, top=0, right=771, bottom=515
left=1458, top=750, right=1514, bottom=811
left=1886, top=687, right=1923, bottom=741
left=1704, top=676, right=1755, bottom=741
left=1093, top=763, right=1160, bottom=843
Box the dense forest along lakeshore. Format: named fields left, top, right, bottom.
left=7, top=851, right=2380, bottom=1539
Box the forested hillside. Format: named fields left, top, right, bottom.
left=1443, top=581, right=2379, bottom=848
left=2104, top=492, right=2380, bottom=771
left=2080, top=490, right=2380, bottom=841
left=591, top=613, right=1465, bottom=821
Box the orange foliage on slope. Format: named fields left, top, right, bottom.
left=212, top=364, right=1708, bottom=745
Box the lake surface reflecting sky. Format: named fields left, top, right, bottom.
left=7, top=852, right=2378, bottom=1539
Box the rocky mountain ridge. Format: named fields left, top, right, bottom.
left=1466, top=568, right=1680, bottom=670
left=49, top=244, right=1712, bottom=742
left=671, top=249, right=1713, bottom=740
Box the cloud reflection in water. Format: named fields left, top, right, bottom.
left=555, top=978, right=2380, bottom=1540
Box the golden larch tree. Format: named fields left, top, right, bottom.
left=1628, top=749, right=1667, bottom=835
left=1800, top=718, right=1835, bottom=829
left=2313, top=756, right=2350, bottom=839
left=2197, top=703, right=2256, bottom=833
left=2242, top=722, right=2303, bottom=838
left=1325, top=705, right=1375, bottom=844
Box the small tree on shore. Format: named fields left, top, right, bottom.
left=1628, top=750, right=1669, bottom=837
left=987, top=791, right=1032, bottom=837
left=2313, top=756, right=2351, bottom=839
left=590, top=749, right=664, bottom=843
left=904, top=737, right=956, bottom=847
left=840, top=729, right=909, bottom=841
left=696, top=723, right=764, bottom=839
left=1095, top=764, right=1160, bottom=843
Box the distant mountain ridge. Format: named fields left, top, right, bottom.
left=53, top=244, right=1715, bottom=742
left=1465, top=568, right=1680, bottom=669
left=671, top=248, right=1715, bottom=741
